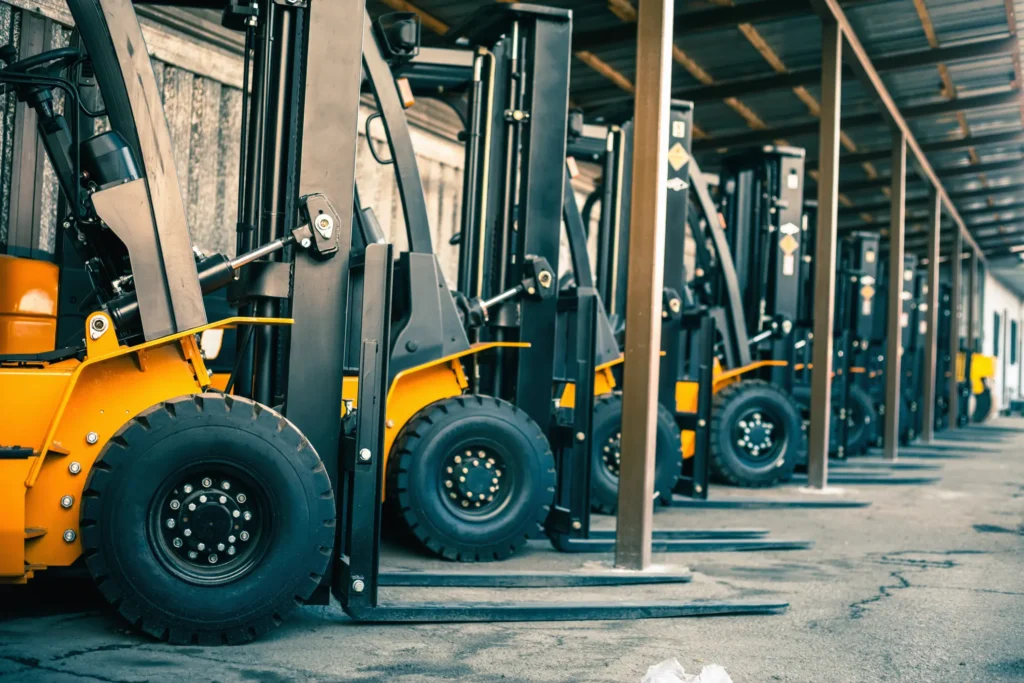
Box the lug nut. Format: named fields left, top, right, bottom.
left=243, top=511, right=252, bottom=521
left=227, top=546, right=236, bottom=556
left=188, top=503, right=196, bottom=511
left=189, top=551, right=198, bottom=560
left=208, top=554, right=218, bottom=564
left=233, top=510, right=241, bottom=518
left=172, top=538, right=183, bottom=548
left=359, top=448, right=372, bottom=461
left=63, top=529, right=76, bottom=543
left=170, top=500, right=180, bottom=510
left=68, top=461, right=82, bottom=475
left=184, top=529, right=192, bottom=537
left=202, top=478, right=213, bottom=488
left=166, top=519, right=176, bottom=529
left=219, top=496, right=227, bottom=504
left=183, top=484, right=193, bottom=494
left=199, top=495, right=207, bottom=503
left=60, top=495, right=74, bottom=509
left=221, top=481, right=231, bottom=490
left=239, top=531, right=250, bottom=541
left=217, top=543, right=225, bottom=551
left=236, top=494, right=247, bottom=504
left=197, top=542, right=206, bottom=551
left=228, top=535, right=236, bottom=543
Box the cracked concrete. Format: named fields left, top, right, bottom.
left=1, top=420, right=1022, bottom=682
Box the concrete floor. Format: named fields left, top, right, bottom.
left=2, top=420, right=1022, bottom=683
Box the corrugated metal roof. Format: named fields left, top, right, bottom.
left=370, top=0, right=1024, bottom=283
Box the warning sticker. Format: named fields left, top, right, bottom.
left=779, top=233, right=800, bottom=256
left=672, top=120, right=686, bottom=138
left=667, top=142, right=689, bottom=171
left=860, top=284, right=875, bottom=317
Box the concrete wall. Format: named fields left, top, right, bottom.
left=981, top=271, right=1023, bottom=410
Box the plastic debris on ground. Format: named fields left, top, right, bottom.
left=641, top=658, right=733, bottom=683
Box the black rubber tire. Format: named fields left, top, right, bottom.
left=588, top=394, right=682, bottom=514
left=844, top=385, right=877, bottom=456
left=709, top=379, right=800, bottom=488
left=79, top=394, right=334, bottom=645
left=972, top=386, right=993, bottom=423
left=386, top=395, right=555, bottom=562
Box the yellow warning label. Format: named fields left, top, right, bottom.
left=667, top=142, right=689, bottom=171
left=860, top=285, right=875, bottom=301
left=779, top=233, right=799, bottom=256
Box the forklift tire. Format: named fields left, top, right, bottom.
left=588, top=394, right=682, bottom=514
left=972, top=386, right=993, bottom=423
left=79, top=394, right=335, bottom=645
left=387, top=395, right=556, bottom=562
left=709, top=379, right=800, bottom=488
left=844, top=385, right=877, bottom=456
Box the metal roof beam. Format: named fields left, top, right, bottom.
left=572, top=0, right=810, bottom=52
left=668, top=35, right=1015, bottom=106
left=806, top=129, right=1024, bottom=167
left=835, top=158, right=1024, bottom=192
left=693, top=90, right=1020, bottom=152
left=840, top=182, right=1024, bottom=214
left=806, top=0, right=982, bottom=257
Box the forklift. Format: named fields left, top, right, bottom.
left=2, top=0, right=796, bottom=644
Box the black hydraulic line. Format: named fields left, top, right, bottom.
left=361, top=19, right=434, bottom=254
left=456, top=58, right=485, bottom=294
left=253, top=3, right=296, bottom=406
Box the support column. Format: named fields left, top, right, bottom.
left=883, top=130, right=907, bottom=461
left=615, top=0, right=674, bottom=570
left=967, top=251, right=978, bottom=353
left=948, top=226, right=963, bottom=429
left=920, top=189, right=941, bottom=443
left=807, top=16, right=843, bottom=489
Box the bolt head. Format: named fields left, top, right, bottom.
left=199, top=495, right=208, bottom=503
left=359, top=448, right=372, bottom=461
left=172, top=538, right=183, bottom=548
left=208, top=554, right=218, bottom=563
left=236, top=493, right=247, bottom=504
left=62, top=529, right=76, bottom=543
left=184, top=529, right=192, bottom=537
left=227, top=546, right=236, bottom=556
left=85, top=432, right=99, bottom=445
left=243, top=511, right=252, bottom=521
left=352, top=579, right=365, bottom=593
left=228, top=535, right=236, bottom=543
left=239, top=531, right=250, bottom=541
left=170, top=500, right=180, bottom=510
left=221, top=481, right=231, bottom=490
left=189, top=551, right=198, bottom=560
left=189, top=503, right=197, bottom=511
left=202, top=478, right=213, bottom=488
left=197, top=542, right=206, bottom=551
left=183, top=484, right=193, bottom=494
left=571, top=520, right=582, bottom=530
left=217, top=543, right=225, bottom=551
left=166, top=519, right=176, bottom=529
left=60, top=495, right=74, bottom=509
left=300, top=238, right=312, bottom=248
left=219, top=496, right=227, bottom=504
left=233, top=510, right=241, bottom=518
left=68, top=461, right=82, bottom=475
left=575, top=432, right=585, bottom=442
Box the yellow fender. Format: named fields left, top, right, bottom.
left=341, top=342, right=527, bottom=493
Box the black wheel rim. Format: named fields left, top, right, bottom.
left=731, top=408, right=785, bottom=465
left=438, top=445, right=515, bottom=521
left=148, top=463, right=271, bottom=586
left=596, top=428, right=622, bottom=482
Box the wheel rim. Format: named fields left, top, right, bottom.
left=731, top=408, right=785, bottom=465
left=439, top=447, right=514, bottom=521
left=598, top=429, right=622, bottom=480
left=148, top=463, right=271, bottom=586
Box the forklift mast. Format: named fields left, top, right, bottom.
left=717, top=146, right=807, bottom=389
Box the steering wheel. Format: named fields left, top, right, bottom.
left=0, top=46, right=82, bottom=75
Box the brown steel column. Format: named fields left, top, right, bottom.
left=807, top=16, right=843, bottom=489
left=920, top=189, right=941, bottom=443
left=615, top=0, right=674, bottom=570
left=948, top=227, right=963, bottom=429
left=883, top=130, right=907, bottom=462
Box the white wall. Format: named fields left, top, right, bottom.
left=981, top=273, right=1024, bottom=410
